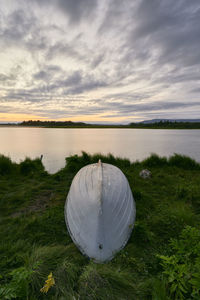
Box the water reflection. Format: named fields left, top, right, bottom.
left=0, top=127, right=200, bottom=173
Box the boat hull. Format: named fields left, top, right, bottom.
left=65, top=162, right=136, bottom=262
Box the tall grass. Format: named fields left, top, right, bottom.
left=19, top=157, right=46, bottom=175
left=168, top=153, right=200, bottom=170
left=0, top=155, right=16, bottom=175
left=142, top=153, right=200, bottom=169
left=65, top=151, right=131, bottom=173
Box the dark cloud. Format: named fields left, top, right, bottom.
left=70, top=99, right=200, bottom=117
left=33, top=65, right=63, bottom=81
left=32, top=0, right=98, bottom=24
left=1, top=69, right=106, bottom=106
left=58, top=0, right=98, bottom=23
left=114, top=100, right=200, bottom=114
left=90, top=54, right=105, bottom=69
left=58, top=71, right=83, bottom=90
left=129, top=0, right=200, bottom=68
left=66, top=78, right=107, bottom=95
left=33, top=68, right=107, bottom=95
left=103, top=91, right=153, bottom=103
left=191, top=87, right=200, bottom=93
left=3, top=90, right=49, bottom=103
left=0, top=9, right=35, bottom=45
left=34, top=70, right=83, bottom=92
left=0, top=73, right=15, bottom=82
left=98, top=0, right=133, bottom=35
left=46, top=41, right=85, bottom=61
left=33, top=71, right=50, bottom=81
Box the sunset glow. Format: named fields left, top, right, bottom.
left=0, top=0, right=200, bottom=123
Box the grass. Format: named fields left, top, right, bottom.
left=0, top=153, right=200, bottom=299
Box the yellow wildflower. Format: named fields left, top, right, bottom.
left=40, top=272, right=55, bottom=293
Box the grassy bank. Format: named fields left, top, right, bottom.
left=0, top=153, right=200, bottom=299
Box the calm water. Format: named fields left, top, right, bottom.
left=0, top=127, right=200, bottom=173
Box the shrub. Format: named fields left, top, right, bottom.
left=0, top=265, right=38, bottom=300
left=0, top=155, right=15, bottom=175
left=143, top=154, right=168, bottom=168
left=168, top=154, right=200, bottom=170
left=19, top=158, right=45, bottom=175
left=65, top=152, right=131, bottom=174
left=158, top=226, right=200, bottom=299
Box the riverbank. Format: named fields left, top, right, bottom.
left=0, top=153, right=200, bottom=299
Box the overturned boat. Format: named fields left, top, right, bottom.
left=65, top=160, right=136, bottom=263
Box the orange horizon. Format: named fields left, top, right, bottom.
left=0, top=113, right=140, bottom=123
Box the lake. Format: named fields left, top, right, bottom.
left=0, top=127, right=200, bottom=173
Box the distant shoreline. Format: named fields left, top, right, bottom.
left=1, top=119, right=200, bottom=129
left=1, top=124, right=200, bottom=129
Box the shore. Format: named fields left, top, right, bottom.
left=0, top=153, right=200, bottom=299
left=1, top=120, right=200, bottom=130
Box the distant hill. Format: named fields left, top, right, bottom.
left=129, top=119, right=200, bottom=129
left=141, top=119, right=200, bottom=124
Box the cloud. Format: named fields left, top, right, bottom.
left=0, top=9, right=35, bottom=45
left=57, top=0, right=98, bottom=23
left=0, top=0, right=200, bottom=122
left=128, top=0, right=200, bottom=69
left=0, top=73, right=15, bottom=82
left=32, top=0, right=98, bottom=24
left=33, top=65, right=63, bottom=81
left=90, top=54, right=105, bottom=69
left=66, top=77, right=107, bottom=95
left=46, top=41, right=84, bottom=61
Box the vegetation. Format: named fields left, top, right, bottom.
left=129, top=120, right=200, bottom=129
left=0, top=152, right=200, bottom=299
left=1, top=119, right=199, bottom=129
left=19, top=120, right=89, bottom=128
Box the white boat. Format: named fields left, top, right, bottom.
left=64, top=160, right=136, bottom=263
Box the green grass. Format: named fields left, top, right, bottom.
left=0, top=153, right=200, bottom=299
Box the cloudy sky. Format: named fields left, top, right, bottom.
left=0, top=0, right=200, bottom=123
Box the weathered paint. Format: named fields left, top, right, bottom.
left=65, top=161, right=136, bottom=263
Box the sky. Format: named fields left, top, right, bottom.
left=0, top=0, right=200, bottom=123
